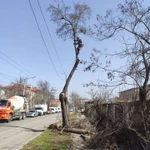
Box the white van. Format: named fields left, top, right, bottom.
left=49, top=107, right=57, bottom=113
left=56, top=107, right=62, bottom=113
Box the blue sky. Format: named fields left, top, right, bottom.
left=0, top=0, right=149, bottom=99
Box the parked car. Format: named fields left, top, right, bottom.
left=26, top=110, right=39, bottom=117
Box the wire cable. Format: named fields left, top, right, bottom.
left=37, top=0, right=66, bottom=75
left=0, top=72, right=17, bottom=79
left=0, top=50, right=35, bottom=77
left=0, top=80, right=10, bottom=84
left=28, top=0, right=63, bottom=80
left=0, top=72, right=17, bottom=82
left=0, top=57, right=31, bottom=77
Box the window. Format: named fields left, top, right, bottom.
left=0, top=100, right=8, bottom=106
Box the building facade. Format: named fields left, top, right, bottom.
left=119, top=86, right=150, bottom=101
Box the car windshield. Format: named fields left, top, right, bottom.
left=0, top=99, right=8, bottom=106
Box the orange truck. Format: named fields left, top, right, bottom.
left=0, top=96, right=29, bottom=122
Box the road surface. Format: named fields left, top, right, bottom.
left=0, top=113, right=61, bottom=150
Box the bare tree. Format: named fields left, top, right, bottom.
left=87, top=87, right=110, bottom=102
left=87, top=88, right=98, bottom=100
left=86, top=0, right=150, bottom=101
left=37, top=80, right=56, bottom=105
left=84, top=0, right=150, bottom=148
left=48, top=1, right=91, bottom=128
left=70, top=91, right=81, bottom=111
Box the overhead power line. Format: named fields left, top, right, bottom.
left=0, top=50, right=35, bottom=77
left=0, top=57, right=31, bottom=77
left=0, top=72, right=17, bottom=82
left=0, top=72, right=17, bottom=79
left=0, top=80, right=10, bottom=84
left=28, top=0, right=63, bottom=80
left=36, top=0, right=66, bottom=75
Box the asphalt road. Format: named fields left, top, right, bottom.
left=0, top=113, right=62, bottom=150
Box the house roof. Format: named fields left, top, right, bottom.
left=2, top=83, right=40, bottom=92
left=51, top=99, right=61, bottom=103
left=82, top=99, right=92, bottom=102
left=119, top=85, right=150, bottom=93
left=3, top=83, right=23, bottom=89
left=119, top=87, right=136, bottom=93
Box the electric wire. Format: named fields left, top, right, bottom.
left=0, top=51, right=38, bottom=83
left=0, top=80, right=10, bottom=84
left=28, top=0, right=63, bottom=80
left=0, top=72, right=16, bottom=82
left=0, top=57, right=31, bottom=77
left=36, top=0, right=66, bottom=76
left=0, top=50, right=35, bottom=77
left=0, top=72, right=17, bottom=79
left=0, top=52, right=38, bottom=85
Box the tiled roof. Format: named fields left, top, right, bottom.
left=51, top=99, right=61, bottom=103
left=2, top=83, right=40, bottom=92
left=3, top=83, right=23, bottom=88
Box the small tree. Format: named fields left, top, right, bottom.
left=48, top=1, right=91, bottom=128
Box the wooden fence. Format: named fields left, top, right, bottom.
left=84, top=100, right=150, bottom=127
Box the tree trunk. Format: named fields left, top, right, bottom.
left=59, top=58, right=80, bottom=128
left=64, top=128, right=89, bottom=134
left=139, top=87, right=150, bottom=150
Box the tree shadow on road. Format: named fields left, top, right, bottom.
left=0, top=124, right=45, bottom=132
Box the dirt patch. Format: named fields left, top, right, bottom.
left=69, top=133, right=85, bottom=150
left=69, top=114, right=95, bottom=150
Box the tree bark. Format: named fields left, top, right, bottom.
left=64, top=128, right=89, bottom=134
left=139, top=87, right=150, bottom=150
left=60, top=58, right=80, bottom=128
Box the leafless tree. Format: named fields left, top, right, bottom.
left=86, top=0, right=150, bottom=101
left=87, top=88, right=98, bottom=100
left=37, top=80, right=56, bottom=105
left=70, top=91, right=81, bottom=111
left=84, top=0, right=150, bottom=148
left=48, top=1, right=91, bottom=128
left=87, top=87, right=110, bottom=102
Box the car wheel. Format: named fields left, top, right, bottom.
left=7, top=114, right=13, bottom=122
left=18, top=114, right=22, bottom=120
left=22, top=113, right=26, bottom=119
